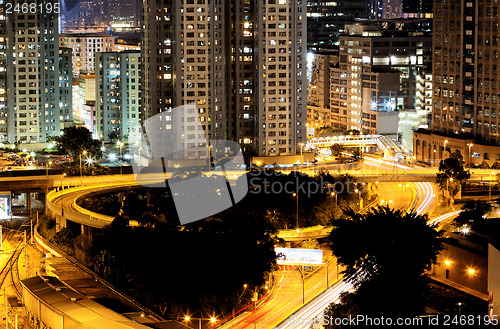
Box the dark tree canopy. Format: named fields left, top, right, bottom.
left=330, top=143, right=346, bottom=157
left=326, top=206, right=446, bottom=317
left=55, top=126, right=103, bottom=159
left=436, top=157, right=471, bottom=198
left=453, top=200, right=493, bottom=229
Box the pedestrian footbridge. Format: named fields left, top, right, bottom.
left=307, top=135, right=404, bottom=158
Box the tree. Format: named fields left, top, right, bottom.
left=330, top=143, right=345, bottom=157
left=315, top=126, right=342, bottom=138
left=453, top=200, right=493, bottom=229
left=436, top=157, right=471, bottom=200
left=108, top=132, right=119, bottom=142
left=326, top=206, right=446, bottom=317
left=478, top=160, right=490, bottom=169
left=55, top=126, right=103, bottom=159
left=301, top=239, right=320, bottom=250
left=352, top=149, right=363, bottom=159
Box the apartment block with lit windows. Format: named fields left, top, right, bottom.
left=329, top=21, right=431, bottom=135
left=141, top=0, right=307, bottom=157
left=5, top=0, right=72, bottom=144
left=0, top=4, right=7, bottom=142
left=432, top=0, right=500, bottom=144
left=95, top=52, right=141, bottom=143
left=60, top=34, right=115, bottom=76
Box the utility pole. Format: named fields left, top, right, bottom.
left=24, top=231, right=27, bottom=278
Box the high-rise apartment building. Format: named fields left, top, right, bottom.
left=60, top=33, right=115, bottom=76
left=0, top=3, right=7, bottom=142
left=307, top=53, right=338, bottom=134
left=381, top=0, right=403, bottom=19
left=256, top=0, right=307, bottom=156
left=4, top=0, right=73, bottom=144
left=328, top=21, right=432, bottom=136
left=403, top=0, right=433, bottom=17
left=58, top=47, right=73, bottom=127
left=306, top=1, right=368, bottom=50
left=95, top=51, right=141, bottom=143
left=141, top=0, right=307, bottom=157
left=432, top=0, right=500, bottom=144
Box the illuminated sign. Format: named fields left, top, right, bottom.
left=275, top=248, right=323, bottom=265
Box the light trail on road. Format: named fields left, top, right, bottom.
left=275, top=181, right=438, bottom=329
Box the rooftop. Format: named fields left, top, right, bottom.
left=22, top=275, right=149, bottom=329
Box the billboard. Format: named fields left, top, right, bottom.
left=275, top=248, right=323, bottom=265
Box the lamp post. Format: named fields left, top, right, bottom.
left=447, top=177, right=454, bottom=202
left=138, top=147, right=142, bottom=174
left=444, top=139, right=449, bottom=160
left=79, top=150, right=87, bottom=183
left=490, top=172, right=495, bottom=201
left=60, top=173, right=67, bottom=217
left=45, top=161, right=52, bottom=215
left=208, top=144, right=213, bottom=172
left=118, top=142, right=124, bottom=175
left=183, top=316, right=217, bottom=329
left=296, top=266, right=305, bottom=304
left=354, top=188, right=362, bottom=210
left=299, top=143, right=304, bottom=173
left=331, top=192, right=338, bottom=205
left=467, top=143, right=474, bottom=168
left=292, top=192, right=299, bottom=230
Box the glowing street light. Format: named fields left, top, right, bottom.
left=118, top=142, right=125, bottom=175
left=183, top=315, right=218, bottom=329
left=467, top=143, right=474, bottom=168
left=79, top=150, right=87, bottom=182
left=331, top=192, right=338, bottom=205
left=292, top=192, right=299, bottom=231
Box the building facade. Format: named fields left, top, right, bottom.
left=403, top=0, right=433, bottom=17
left=326, top=21, right=431, bottom=136
left=432, top=0, right=500, bottom=145
left=4, top=0, right=73, bottom=144
left=59, top=33, right=115, bottom=76
left=95, top=52, right=140, bottom=143
left=306, top=0, right=368, bottom=50
left=141, top=0, right=307, bottom=157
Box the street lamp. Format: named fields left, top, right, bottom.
left=467, top=143, right=474, bottom=168
left=46, top=160, right=52, bottom=177
left=208, top=144, right=213, bottom=172
left=331, top=192, right=338, bottom=205
left=490, top=171, right=496, bottom=201
left=183, top=316, right=217, bottom=329
left=447, top=177, right=454, bottom=202
left=292, top=193, right=299, bottom=230
left=118, top=142, right=124, bottom=175
left=138, top=147, right=142, bottom=174
left=60, top=173, right=67, bottom=216
left=354, top=188, right=362, bottom=210
left=299, top=143, right=304, bottom=172
left=444, top=140, right=449, bottom=159
left=45, top=161, right=52, bottom=216
left=79, top=150, right=87, bottom=183
left=296, top=266, right=305, bottom=304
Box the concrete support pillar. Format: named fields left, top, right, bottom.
left=26, top=192, right=31, bottom=214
